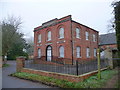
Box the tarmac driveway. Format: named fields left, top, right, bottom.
left=2, top=61, right=54, bottom=88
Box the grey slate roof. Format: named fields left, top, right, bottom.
left=99, top=33, right=117, bottom=45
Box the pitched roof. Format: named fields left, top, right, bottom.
left=99, top=33, right=117, bottom=45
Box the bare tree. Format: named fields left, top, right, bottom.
left=25, top=36, right=34, bottom=59
left=1, top=16, right=22, bottom=64
left=107, top=18, right=115, bottom=33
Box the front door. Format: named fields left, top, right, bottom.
left=46, top=46, right=52, bottom=61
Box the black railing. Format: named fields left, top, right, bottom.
left=24, top=59, right=109, bottom=76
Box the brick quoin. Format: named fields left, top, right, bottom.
left=34, top=15, right=99, bottom=64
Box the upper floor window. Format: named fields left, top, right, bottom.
left=47, top=31, right=51, bottom=41
left=85, top=32, right=89, bottom=40
left=59, top=28, right=64, bottom=39
left=38, top=48, right=41, bottom=58
left=38, top=34, right=41, bottom=43
left=59, top=46, right=64, bottom=58
left=76, top=46, right=81, bottom=58
left=94, top=48, right=97, bottom=57
left=86, top=47, right=90, bottom=58
left=76, top=28, right=80, bottom=38
left=93, top=34, right=96, bottom=42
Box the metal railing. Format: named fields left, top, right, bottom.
left=24, top=59, right=109, bottom=76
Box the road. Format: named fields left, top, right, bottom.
left=2, top=61, right=54, bottom=88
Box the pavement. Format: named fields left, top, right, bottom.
left=2, top=61, right=55, bottom=88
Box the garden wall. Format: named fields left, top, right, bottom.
left=21, top=68, right=107, bottom=82
left=17, top=56, right=107, bottom=82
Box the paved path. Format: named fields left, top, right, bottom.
left=2, top=61, right=54, bottom=88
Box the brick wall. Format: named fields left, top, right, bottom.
left=16, top=57, right=107, bottom=83
left=16, top=56, right=25, bottom=72
left=21, top=68, right=107, bottom=83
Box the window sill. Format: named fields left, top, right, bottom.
left=37, top=42, right=41, bottom=43
left=59, top=37, right=64, bottom=39
left=58, top=57, right=64, bottom=58
left=76, top=37, right=81, bottom=39
left=77, top=57, right=81, bottom=58
left=47, top=40, right=51, bottom=41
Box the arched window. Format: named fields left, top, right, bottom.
left=76, top=28, right=80, bottom=38
left=47, top=31, right=51, bottom=41
left=38, top=48, right=41, bottom=58
left=38, top=34, right=41, bottom=43
left=85, top=32, right=89, bottom=40
left=59, top=28, right=64, bottom=39
left=94, top=48, right=97, bottom=57
left=86, top=47, right=90, bottom=58
left=59, top=46, right=64, bottom=57
left=76, top=46, right=81, bottom=58
left=93, top=34, right=96, bottom=42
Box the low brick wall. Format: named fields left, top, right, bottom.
left=16, top=56, right=107, bottom=83
left=21, top=68, right=107, bottom=82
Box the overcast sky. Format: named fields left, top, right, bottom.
left=0, top=0, right=116, bottom=38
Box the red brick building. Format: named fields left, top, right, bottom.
left=99, top=33, right=118, bottom=58
left=34, top=15, right=99, bottom=64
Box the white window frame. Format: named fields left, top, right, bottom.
left=47, top=31, right=51, bottom=41
left=59, top=46, right=64, bottom=58
left=59, top=28, right=64, bottom=39
left=76, top=46, right=81, bottom=58
left=76, top=28, right=80, bottom=38
left=93, top=34, right=96, bottom=42
left=38, top=34, right=41, bottom=43
left=86, top=47, right=90, bottom=58
left=85, top=32, right=89, bottom=40
left=38, top=48, right=41, bottom=58
left=94, top=48, right=97, bottom=57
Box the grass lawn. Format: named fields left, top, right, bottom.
left=11, top=69, right=118, bottom=88
left=2, top=64, right=10, bottom=67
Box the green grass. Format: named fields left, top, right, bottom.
left=114, top=80, right=120, bottom=88
left=2, top=64, right=10, bottom=67
left=11, top=69, right=118, bottom=88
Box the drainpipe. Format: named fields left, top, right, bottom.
left=70, top=19, right=74, bottom=65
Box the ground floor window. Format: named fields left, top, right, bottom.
left=86, top=47, right=90, bottom=58
left=94, top=48, right=97, bottom=57
left=76, top=46, right=81, bottom=58
left=59, top=46, right=64, bottom=58
left=38, top=48, right=41, bottom=58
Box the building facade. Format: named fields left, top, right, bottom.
left=34, top=15, right=99, bottom=64
left=99, top=33, right=118, bottom=58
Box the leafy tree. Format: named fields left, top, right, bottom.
left=112, top=1, right=120, bottom=57
left=7, top=33, right=28, bottom=60
left=1, top=16, right=28, bottom=63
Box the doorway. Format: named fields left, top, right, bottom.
left=46, top=45, right=52, bottom=61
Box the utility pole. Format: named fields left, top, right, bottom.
left=97, top=48, right=101, bottom=79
